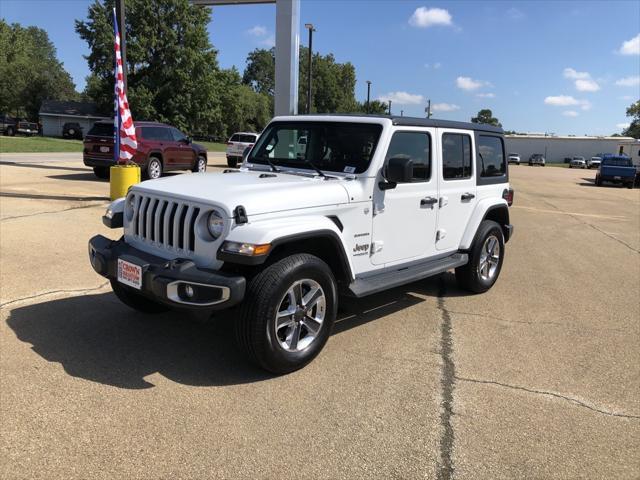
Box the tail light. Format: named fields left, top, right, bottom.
left=502, top=188, right=514, bottom=206
left=248, top=143, right=254, bottom=148
left=227, top=142, right=233, bottom=146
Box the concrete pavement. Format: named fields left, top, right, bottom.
left=1, top=154, right=638, bottom=479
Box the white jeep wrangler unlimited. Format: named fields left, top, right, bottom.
left=89, top=115, right=514, bottom=373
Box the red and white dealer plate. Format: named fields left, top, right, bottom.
left=117, top=259, right=142, bottom=290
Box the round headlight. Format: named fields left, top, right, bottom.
left=207, top=210, right=225, bottom=239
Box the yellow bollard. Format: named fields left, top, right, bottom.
left=110, top=164, right=141, bottom=200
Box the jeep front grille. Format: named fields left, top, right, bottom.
left=129, top=194, right=200, bottom=253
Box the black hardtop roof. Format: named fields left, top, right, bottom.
left=294, top=113, right=504, bottom=134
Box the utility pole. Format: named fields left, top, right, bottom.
left=115, top=0, right=127, bottom=92
left=304, top=23, right=315, bottom=114
left=388, top=100, right=392, bottom=115
left=400, top=110, right=404, bottom=117
left=425, top=99, right=432, bottom=119
left=366, top=80, right=371, bottom=113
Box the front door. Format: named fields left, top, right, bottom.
left=170, top=127, right=195, bottom=166
left=371, top=129, right=439, bottom=266
left=436, top=129, right=477, bottom=251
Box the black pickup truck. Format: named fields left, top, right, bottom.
left=595, top=156, right=636, bottom=188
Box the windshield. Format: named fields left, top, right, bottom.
left=248, top=121, right=383, bottom=174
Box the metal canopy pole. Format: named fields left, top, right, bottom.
left=191, top=0, right=300, bottom=116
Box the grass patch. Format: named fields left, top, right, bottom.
left=0, top=136, right=83, bottom=153
left=0, top=136, right=227, bottom=154
left=197, top=141, right=227, bottom=152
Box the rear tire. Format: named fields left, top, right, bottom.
left=455, top=220, right=505, bottom=294
left=6, top=126, right=15, bottom=136
left=110, top=280, right=169, bottom=314
left=236, top=253, right=338, bottom=374
left=227, top=157, right=238, bottom=168
left=595, top=175, right=602, bottom=186
left=93, top=167, right=110, bottom=179
left=145, top=156, right=163, bottom=180
left=192, top=155, right=207, bottom=173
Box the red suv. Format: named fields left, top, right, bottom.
left=83, top=121, right=208, bottom=179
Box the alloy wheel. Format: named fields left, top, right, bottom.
left=275, top=279, right=326, bottom=352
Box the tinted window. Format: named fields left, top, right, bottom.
left=230, top=134, right=240, bottom=142
left=87, top=122, right=113, bottom=137
left=442, top=133, right=472, bottom=179
left=603, top=157, right=632, bottom=167
left=478, top=135, right=506, bottom=177
left=142, top=126, right=171, bottom=141
left=385, top=131, right=431, bottom=181
left=238, top=134, right=257, bottom=143
left=171, top=128, right=187, bottom=142
left=249, top=122, right=382, bottom=174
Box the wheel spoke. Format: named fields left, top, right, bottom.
left=288, top=323, right=301, bottom=350
left=487, top=237, right=497, bottom=255
left=302, top=315, right=322, bottom=335
left=302, top=287, right=323, bottom=309
left=294, top=282, right=304, bottom=305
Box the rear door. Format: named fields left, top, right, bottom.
left=371, top=128, right=439, bottom=265
left=436, top=129, right=477, bottom=251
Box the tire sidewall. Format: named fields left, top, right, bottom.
left=470, top=221, right=505, bottom=292
left=254, top=256, right=337, bottom=372
left=197, top=156, right=206, bottom=172
left=147, top=157, right=162, bottom=179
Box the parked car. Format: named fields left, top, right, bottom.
left=89, top=114, right=514, bottom=373
left=587, top=156, right=601, bottom=169
left=1, top=114, right=16, bottom=136
left=569, top=156, right=586, bottom=169
left=563, top=157, right=573, bottom=164
left=508, top=153, right=521, bottom=165
left=226, top=132, right=259, bottom=168
left=529, top=154, right=545, bottom=166
left=63, top=122, right=83, bottom=139
left=83, top=121, right=208, bottom=180
left=595, top=155, right=636, bottom=188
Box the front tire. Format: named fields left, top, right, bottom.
left=595, top=175, right=602, bottom=186
left=93, top=167, right=110, bottom=179
left=236, top=253, right=338, bottom=374
left=110, top=280, right=169, bottom=314
left=455, top=220, right=505, bottom=294
left=227, top=157, right=238, bottom=168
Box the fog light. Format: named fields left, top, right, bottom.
left=184, top=284, right=195, bottom=298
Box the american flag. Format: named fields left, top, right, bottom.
left=113, top=8, right=137, bottom=164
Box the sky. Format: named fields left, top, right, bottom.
left=1, top=0, right=639, bottom=136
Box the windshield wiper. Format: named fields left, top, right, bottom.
left=253, top=155, right=280, bottom=172
left=303, top=158, right=331, bottom=179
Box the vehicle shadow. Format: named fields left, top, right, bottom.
left=0, top=191, right=110, bottom=202
left=48, top=172, right=108, bottom=182
left=5, top=274, right=467, bottom=389
left=0, top=161, right=86, bottom=173
left=577, top=177, right=596, bottom=187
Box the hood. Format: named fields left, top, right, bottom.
left=133, top=170, right=351, bottom=217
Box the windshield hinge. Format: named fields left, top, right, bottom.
left=234, top=205, right=248, bottom=224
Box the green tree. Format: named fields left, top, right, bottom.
left=471, top=109, right=502, bottom=127
left=622, top=100, right=640, bottom=139
left=0, top=20, right=78, bottom=119
left=76, top=0, right=222, bottom=135
left=242, top=48, right=275, bottom=97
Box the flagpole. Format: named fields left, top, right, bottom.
left=113, top=8, right=121, bottom=165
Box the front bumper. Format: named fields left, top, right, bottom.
left=88, top=235, right=246, bottom=310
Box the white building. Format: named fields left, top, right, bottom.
left=505, top=134, right=636, bottom=163
left=39, top=100, right=109, bottom=138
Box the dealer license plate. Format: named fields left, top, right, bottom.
left=614, top=176, right=621, bottom=180
left=117, top=259, right=142, bottom=290
left=100, top=146, right=110, bottom=153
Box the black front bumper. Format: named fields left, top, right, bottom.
left=88, top=235, right=246, bottom=310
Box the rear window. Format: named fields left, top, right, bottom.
left=87, top=122, right=113, bottom=137
left=603, top=158, right=632, bottom=167
left=231, top=134, right=256, bottom=143
left=478, top=135, right=506, bottom=177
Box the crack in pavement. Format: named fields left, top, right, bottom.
left=540, top=198, right=639, bottom=254
left=456, top=376, right=640, bottom=419
left=0, top=282, right=110, bottom=309
left=436, top=277, right=456, bottom=480
left=1, top=203, right=107, bottom=222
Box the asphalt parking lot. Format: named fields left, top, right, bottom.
left=1, top=153, right=639, bottom=479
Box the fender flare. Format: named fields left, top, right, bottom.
left=217, top=216, right=354, bottom=279
left=459, top=200, right=510, bottom=250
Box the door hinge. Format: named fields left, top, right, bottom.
left=371, top=241, right=384, bottom=254
left=436, top=229, right=447, bottom=241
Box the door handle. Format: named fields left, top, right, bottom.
left=420, top=196, right=438, bottom=206
left=461, top=192, right=475, bottom=201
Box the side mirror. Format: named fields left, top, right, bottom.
left=380, top=156, right=412, bottom=190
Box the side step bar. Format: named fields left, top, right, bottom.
left=347, top=253, right=468, bottom=298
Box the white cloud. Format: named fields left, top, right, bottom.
left=260, top=35, right=275, bottom=47
left=476, top=92, right=495, bottom=98
left=563, top=68, right=600, bottom=92
left=378, top=91, right=425, bottom=105
left=434, top=62, right=441, bottom=69
left=562, top=111, right=579, bottom=117
left=615, top=75, right=640, bottom=87
left=619, top=95, right=634, bottom=100
left=409, top=7, right=452, bottom=28
left=617, top=122, right=630, bottom=130
left=425, top=62, right=442, bottom=69
left=617, top=33, right=640, bottom=55
left=575, top=79, right=600, bottom=92
left=247, top=25, right=267, bottom=36
left=563, top=68, right=590, bottom=80
left=431, top=103, right=460, bottom=112
left=456, top=76, right=489, bottom=91
left=544, top=95, right=592, bottom=110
